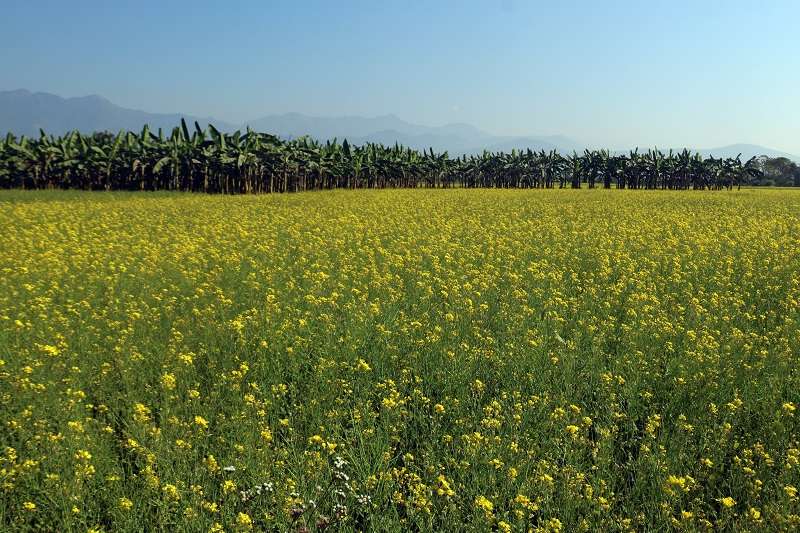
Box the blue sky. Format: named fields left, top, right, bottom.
left=1, top=0, right=799, bottom=153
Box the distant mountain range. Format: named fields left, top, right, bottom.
left=0, top=89, right=235, bottom=136
left=1, top=89, right=797, bottom=160
left=242, top=112, right=587, bottom=155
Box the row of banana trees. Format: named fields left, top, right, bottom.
left=0, top=121, right=762, bottom=193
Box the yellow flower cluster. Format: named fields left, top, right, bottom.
left=2, top=188, right=800, bottom=531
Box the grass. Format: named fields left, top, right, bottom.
left=1, top=188, right=799, bottom=532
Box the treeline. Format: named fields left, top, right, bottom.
left=0, top=121, right=785, bottom=193
left=750, top=157, right=800, bottom=187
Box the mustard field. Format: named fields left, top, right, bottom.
left=1, top=189, right=800, bottom=532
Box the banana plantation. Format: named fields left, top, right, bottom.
left=0, top=121, right=762, bottom=193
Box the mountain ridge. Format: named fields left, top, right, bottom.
left=1, top=89, right=796, bottom=160
left=0, top=89, right=237, bottom=135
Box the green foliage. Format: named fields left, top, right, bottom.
left=0, top=126, right=777, bottom=192
left=752, top=157, right=800, bottom=187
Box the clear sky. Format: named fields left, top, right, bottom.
left=1, top=0, right=799, bottom=153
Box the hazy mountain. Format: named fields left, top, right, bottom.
left=0, top=89, right=235, bottom=136
left=611, top=144, right=799, bottom=162
left=244, top=112, right=430, bottom=139
left=693, top=144, right=798, bottom=161
left=1, top=91, right=577, bottom=153
left=245, top=112, right=581, bottom=154
left=241, top=114, right=797, bottom=160
left=2, top=90, right=796, bottom=160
